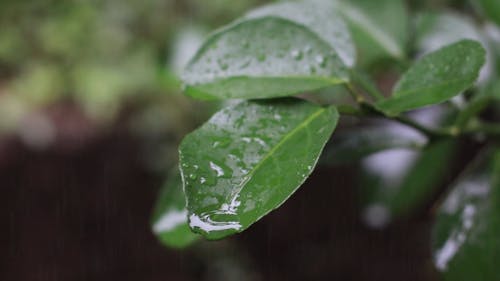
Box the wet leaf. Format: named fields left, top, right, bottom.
left=179, top=98, right=338, bottom=239
left=376, top=40, right=486, bottom=115
left=245, top=0, right=355, bottom=67
left=182, top=17, right=349, bottom=100
left=433, top=149, right=500, bottom=281
left=151, top=169, right=199, bottom=249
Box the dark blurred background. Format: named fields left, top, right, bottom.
left=0, top=0, right=488, bottom=280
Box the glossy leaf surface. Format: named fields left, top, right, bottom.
left=433, top=149, right=500, bottom=281
left=245, top=0, right=355, bottom=67
left=376, top=40, right=486, bottom=115
left=179, top=98, right=338, bottom=239
left=151, top=169, right=199, bottom=249
left=182, top=17, right=349, bottom=100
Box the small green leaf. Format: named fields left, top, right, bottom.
left=179, top=98, right=338, bottom=239
left=182, top=16, right=349, bottom=100
left=376, top=40, right=486, bottom=115
left=433, top=149, right=500, bottom=281
left=151, top=169, right=199, bottom=249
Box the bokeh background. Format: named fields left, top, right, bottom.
left=0, top=0, right=493, bottom=280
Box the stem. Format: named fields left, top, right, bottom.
left=349, top=70, right=385, bottom=101
left=342, top=83, right=456, bottom=138
left=464, top=122, right=500, bottom=137
left=337, top=101, right=454, bottom=139
left=393, top=115, right=455, bottom=139
left=345, top=84, right=365, bottom=103
left=454, top=96, right=491, bottom=129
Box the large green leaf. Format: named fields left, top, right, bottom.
left=376, top=40, right=486, bottom=115
left=433, top=149, right=500, bottom=281
left=335, top=0, right=408, bottom=63
left=151, top=169, right=199, bottom=249
left=182, top=16, right=349, bottom=100
left=179, top=98, right=338, bottom=239
left=245, top=0, right=356, bottom=67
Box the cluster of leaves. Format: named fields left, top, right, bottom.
left=152, top=0, right=500, bottom=279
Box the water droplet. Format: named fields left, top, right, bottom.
left=315, top=55, right=326, bottom=67
left=189, top=213, right=242, bottom=233
left=291, top=50, right=303, bottom=60
left=210, top=161, right=225, bottom=177
left=189, top=173, right=197, bottom=180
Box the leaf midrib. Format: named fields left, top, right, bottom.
left=392, top=76, right=475, bottom=98
left=230, top=106, right=329, bottom=202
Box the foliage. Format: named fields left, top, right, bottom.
left=151, top=0, right=500, bottom=279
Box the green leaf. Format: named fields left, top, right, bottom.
left=245, top=0, right=356, bottom=67
left=376, top=40, right=486, bottom=115
left=478, top=0, right=500, bottom=26
left=179, top=98, right=338, bottom=239
left=433, top=149, right=500, bottom=281
left=335, top=0, right=408, bottom=63
left=182, top=16, right=349, bottom=100
left=151, top=168, right=199, bottom=249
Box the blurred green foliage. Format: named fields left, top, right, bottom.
left=0, top=0, right=265, bottom=131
